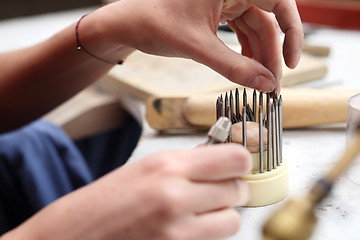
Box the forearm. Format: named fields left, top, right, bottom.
left=0, top=8, right=134, bottom=133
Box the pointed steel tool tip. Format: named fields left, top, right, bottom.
left=273, top=91, right=278, bottom=100
left=242, top=106, right=247, bottom=148
left=243, top=88, right=247, bottom=108
left=230, top=92, right=234, bottom=124
left=253, top=89, right=257, bottom=121
left=235, top=88, right=240, bottom=119
left=219, top=97, right=224, bottom=117
left=227, top=104, right=232, bottom=143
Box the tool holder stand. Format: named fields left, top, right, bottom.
left=216, top=88, right=288, bottom=207
left=243, top=153, right=288, bottom=207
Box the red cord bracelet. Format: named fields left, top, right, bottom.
left=75, top=14, right=123, bottom=65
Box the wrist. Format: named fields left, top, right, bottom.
left=75, top=8, right=135, bottom=64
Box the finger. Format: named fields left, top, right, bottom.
left=172, top=208, right=241, bottom=240
left=228, top=17, right=262, bottom=62
left=228, top=21, right=253, bottom=59
left=181, top=144, right=252, bottom=181
left=250, top=0, right=304, bottom=69
left=242, top=6, right=283, bottom=83
left=190, top=29, right=276, bottom=92
left=187, top=179, right=251, bottom=213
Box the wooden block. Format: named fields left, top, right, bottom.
left=44, top=88, right=127, bottom=140
left=146, top=88, right=360, bottom=130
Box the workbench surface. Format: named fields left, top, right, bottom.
left=1, top=6, right=360, bottom=240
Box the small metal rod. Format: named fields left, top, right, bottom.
left=266, top=93, right=272, bottom=171
left=274, top=92, right=280, bottom=166
left=225, top=92, right=228, bottom=115
left=242, top=106, right=247, bottom=148
left=263, top=112, right=267, bottom=127
left=243, top=88, right=247, bottom=109
left=224, top=93, right=229, bottom=119
left=230, top=90, right=234, bottom=124
left=259, top=92, right=264, bottom=173
left=253, top=89, right=257, bottom=122
left=279, top=95, right=283, bottom=163
left=246, top=104, right=255, bottom=121
left=238, top=112, right=243, bottom=122
left=216, top=98, right=220, bottom=120
left=235, top=88, right=240, bottom=121
left=271, top=103, right=277, bottom=169
left=227, top=105, right=232, bottom=143
left=274, top=93, right=281, bottom=166
left=219, top=95, right=223, bottom=117
left=266, top=93, right=270, bottom=128
left=232, top=113, right=238, bottom=123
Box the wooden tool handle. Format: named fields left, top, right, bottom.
left=146, top=88, right=359, bottom=130
left=184, top=88, right=359, bottom=128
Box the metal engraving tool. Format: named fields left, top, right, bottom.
left=216, top=88, right=283, bottom=173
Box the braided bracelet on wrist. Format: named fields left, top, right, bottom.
left=75, top=14, right=123, bottom=65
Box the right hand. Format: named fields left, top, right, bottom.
left=4, top=144, right=252, bottom=240
left=88, top=0, right=303, bottom=93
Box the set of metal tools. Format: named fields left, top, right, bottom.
left=216, top=88, right=283, bottom=173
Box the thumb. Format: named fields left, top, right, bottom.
left=192, top=32, right=277, bottom=93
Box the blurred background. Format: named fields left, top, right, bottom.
left=1, top=0, right=101, bottom=20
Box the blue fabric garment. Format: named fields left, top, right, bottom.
left=75, top=114, right=142, bottom=179
left=0, top=116, right=142, bottom=234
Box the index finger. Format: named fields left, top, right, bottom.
left=250, top=0, right=304, bottom=69
left=182, top=144, right=252, bottom=181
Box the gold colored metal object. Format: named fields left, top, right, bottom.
left=262, top=124, right=360, bottom=240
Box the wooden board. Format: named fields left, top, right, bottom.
left=100, top=50, right=328, bottom=101
left=44, top=88, right=127, bottom=140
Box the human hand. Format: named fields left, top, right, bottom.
left=222, top=0, right=304, bottom=91
left=91, top=0, right=303, bottom=93
left=5, top=144, right=252, bottom=240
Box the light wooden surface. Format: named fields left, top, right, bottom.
left=100, top=50, right=328, bottom=101
left=44, top=88, right=127, bottom=140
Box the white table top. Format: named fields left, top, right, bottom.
left=1, top=7, right=360, bottom=240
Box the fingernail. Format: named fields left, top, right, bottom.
left=249, top=74, right=276, bottom=93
